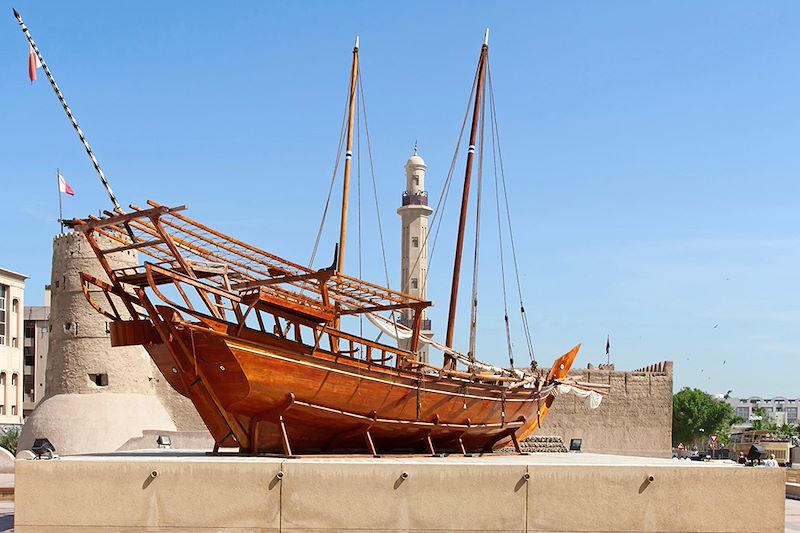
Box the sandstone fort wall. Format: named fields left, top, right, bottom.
left=541, top=361, right=673, bottom=458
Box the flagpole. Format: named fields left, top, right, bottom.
left=13, top=9, right=136, bottom=241
left=57, top=168, right=63, bottom=234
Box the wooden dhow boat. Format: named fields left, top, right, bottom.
left=62, top=33, right=601, bottom=455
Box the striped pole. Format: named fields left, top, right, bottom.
left=13, top=8, right=122, bottom=212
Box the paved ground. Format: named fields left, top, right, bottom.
left=787, top=498, right=800, bottom=533
left=0, top=501, right=11, bottom=532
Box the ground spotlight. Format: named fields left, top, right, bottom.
left=31, top=438, right=57, bottom=459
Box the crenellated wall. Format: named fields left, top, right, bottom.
left=541, top=361, right=673, bottom=458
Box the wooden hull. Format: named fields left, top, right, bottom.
left=120, top=309, right=580, bottom=455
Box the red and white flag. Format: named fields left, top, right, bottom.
left=28, top=44, right=42, bottom=83
left=58, top=172, right=75, bottom=196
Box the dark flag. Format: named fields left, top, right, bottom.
left=605, top=335, right=611, bottom=356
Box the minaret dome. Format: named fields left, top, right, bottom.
left=405, top=148, right=427, bottom=194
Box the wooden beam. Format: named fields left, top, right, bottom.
left=75, top=205, right=185, bottom=232
left=102, top=238, right=164, bottom=254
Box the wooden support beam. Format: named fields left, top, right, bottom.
left=102, top=238, right=164, bottom=254
left=364, top=427, right=378, bottom=457
left=74, top=205, right=186, bottom=232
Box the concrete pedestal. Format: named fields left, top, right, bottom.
left=14, top=452, right=785, bottom=532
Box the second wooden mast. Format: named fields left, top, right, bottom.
left=337, top=37, right=360, bottom=273
left=445, top=31, right=490, bottom=364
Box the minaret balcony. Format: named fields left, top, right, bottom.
left=401, top=191, right=429, bottom=207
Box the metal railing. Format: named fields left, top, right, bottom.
left=401, top=192, right=428, bottom=206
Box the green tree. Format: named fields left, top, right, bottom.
left=751, top=407, right=767, bottom=431
left=0, top=428, right=19, bottom=456
left=672, top=387, right=736, bottom=448
left=750, top=407, right=780, bottom=432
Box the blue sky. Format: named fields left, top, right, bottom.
left=2, top=1, right=798, bottom=396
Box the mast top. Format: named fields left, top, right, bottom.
left=484, top=28, right=489, bottom=46
left=12, top=8, right=21, bottom=19
left=354, top=35, right=359, bottom=50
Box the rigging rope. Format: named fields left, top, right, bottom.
left=308, top=77, right=352, bottom=269
left=487, top=63, right=536, bottom=364
left=467, top=79, right=487, bottom=364
left=356, top=86, right=363, bottom=337
left=487, top=56, right=515, bottom=371
left=357, top=70, right=401, bottom=343
left=414, top=63, right=480, bottom=290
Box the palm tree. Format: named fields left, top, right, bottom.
left=777, top=423, right=798, bottom=439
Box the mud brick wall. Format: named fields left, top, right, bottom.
left=540, top=361, right=673, bottom=458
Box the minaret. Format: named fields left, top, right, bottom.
left=397, top=146, right=434, bottom=362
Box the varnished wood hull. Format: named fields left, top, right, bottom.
left=131, top=309, right=580, bottom=455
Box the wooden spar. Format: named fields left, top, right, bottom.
left=444, top=31, right=490, bottom=362
left=336, top=36, right=360, bottom=274
left=13, top=9, right=136, bottom=242
left=13, top=9, right=122, bottom=213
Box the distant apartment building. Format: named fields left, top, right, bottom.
left=0, top=268, right=28, bottom=425
left=23, top=286, right=50, bottom=417
left=726, top=396, right=799, bottom=426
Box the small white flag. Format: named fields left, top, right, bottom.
left=58, top=172, right=75, bottom=196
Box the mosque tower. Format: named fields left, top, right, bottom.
left=397, top=146, right=434, bottom=363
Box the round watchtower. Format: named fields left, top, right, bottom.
left=19, top=232, right=179, bottom=454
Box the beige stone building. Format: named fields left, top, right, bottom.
left=22, top=286, right=50, bottom=417
left=0, top=267, right=27, bottom=425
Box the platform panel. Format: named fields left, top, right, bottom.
left=528, top=464, right=785, bottom=532
left=12, top=452, right=786, bottom=532
left=15, top=456, right=282, bottom=532
left=282, top=461, right=527, bottom=532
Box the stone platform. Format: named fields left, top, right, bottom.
left=15, top=451, right=785, bottom=532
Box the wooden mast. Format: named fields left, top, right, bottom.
left=444, top=30, right=489, bottom=362
left=337, top=36, right=360, bottom=273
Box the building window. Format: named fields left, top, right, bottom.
left=11, top=406, right=16, bottom=416
left=413, top=176, right=419, bottom=186
left=736, top=407, right=749, bottom=420
left=786, top=407, right=798, bottom=423
left=411, top=237, right=419, bottom=248
left=11, top=338, right=17, bottom=348
left=0, top=285, right=6, bottom=345
left=89, top=373, right=109, bottom=387
left=11, top=299, right=18, bottom=314
left=0, top=405, right=4, bottom=415
left=411, top=278, right=418, bottom=289
left=11, top=374, right=17, bottom=386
